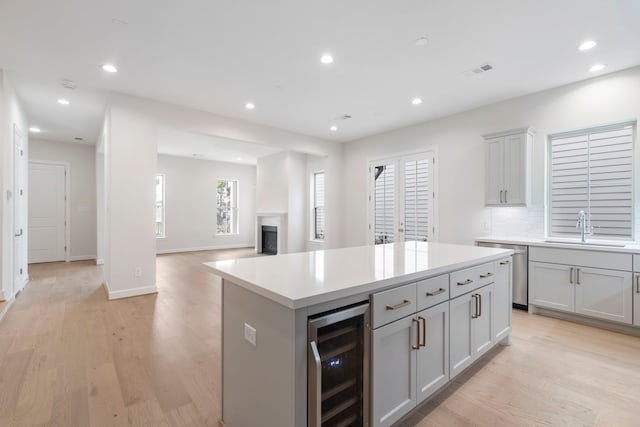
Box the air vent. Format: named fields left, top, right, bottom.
left=462, top=63, right=494, bottom=77
left=337, top=114, right=352, bottom=121
left=61, top=79, right=77, bottom=90
left=74, top=137, right=84, bottom=141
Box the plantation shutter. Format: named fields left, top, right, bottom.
left=549, top=123, right=634, bottom=239
left=374, top=163, right=395, bottom=244
left=314, top=172, right=325, bottom=239
left=404, top=157, right=430, bottom=242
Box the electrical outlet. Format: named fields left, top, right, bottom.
left=244, top=323, right=257, bottom=346
left=135, top=267, right=142, bottom=277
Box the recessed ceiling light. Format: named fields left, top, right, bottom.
left=102, top=63, right=118, bottom=73
left=588, top=63, right=605, bottom=72
left=320, top=54, right=334, bottom=64
left=245, top=102, right=255, bottom=110
left=236, top=157, right=242, bottom=161
left=578, top=40, right=597, bottom=51
left=412, top=98, right=423, bottom=105
left=330, top=125, right=338, bottom=131
left=58, top=99, right=70, bottom=105
left=414, top=37, right=429, bottom=47
left=29, top=126, right=41, bottom=133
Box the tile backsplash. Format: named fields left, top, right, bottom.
left=487, top=205, right=544, bottom=237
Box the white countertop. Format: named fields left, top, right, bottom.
left=205, top=242, right=513, bottom=309
left=475, top=235, right=640, bottom=253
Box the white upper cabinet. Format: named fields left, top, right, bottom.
left=484, top=127, right=534, bottom=206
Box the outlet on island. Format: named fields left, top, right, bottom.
left=244, top=323, right=257, bottom=346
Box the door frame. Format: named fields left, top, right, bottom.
left=13, top=124, right=27, bottom=295
left=367, top=148, right=439, bottom=245
left=29, top=159, right=71, bottom=262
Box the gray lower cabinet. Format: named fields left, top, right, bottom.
left=493, top=259, right=512, bottom=342
left=450, top=283, right=494, bottom=379
left=529, top=261, right=575, bottom=311
left=372, top=301, right=449, bottom=427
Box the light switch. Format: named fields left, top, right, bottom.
left=244, top=323, right=257, bottom=346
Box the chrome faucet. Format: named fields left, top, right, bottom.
left=576, top=210, right=591, bottom=242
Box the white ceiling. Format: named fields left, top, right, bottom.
left=1, top=0, right=640, bottom=149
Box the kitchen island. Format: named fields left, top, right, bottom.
left=206, top=241, right=513, bottom=427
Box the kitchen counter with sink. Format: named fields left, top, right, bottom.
left=476, top=235, right=640, bottom=253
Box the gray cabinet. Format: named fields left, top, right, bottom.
left=634, top=273, right=640, bottom=327
left=529, top=248, right=633, bottom=325
left=493, top=258, right=512, bottom=342
left=416, top=302, right=449, bottom=403
left=450, top=283, right=495, bottom=378
left=484, top=127, right=534, bottom=206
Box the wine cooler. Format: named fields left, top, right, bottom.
left=308, top=302, right=370, bottom=427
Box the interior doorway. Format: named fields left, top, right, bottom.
left=28, top=161, right=70, bottom=263
left=13, top=124, right=26, bottom=294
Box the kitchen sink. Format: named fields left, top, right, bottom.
left=544, top=240, right=627, bottom=248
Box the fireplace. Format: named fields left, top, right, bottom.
left=261, top=226, right=278, bottom=255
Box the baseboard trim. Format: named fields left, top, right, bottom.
left=533, top=306, right=640, bottom=337
left=69, top=255, right=97, bottom=262
left=156, top=244, right=254, bottom=255
left=96, top=258, right=104, bottom=265
left=0, top=295, right=16, bottom=322
left=103, top=281, right=158, bottom=300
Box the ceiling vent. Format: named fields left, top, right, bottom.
left=462, top=63, right=494, bottom=77
left=337, top=114, right=352, bottom=121
left=61, top=79, right=77, bottom=90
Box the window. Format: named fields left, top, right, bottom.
left=371, top=151, right=436, bottom=244
left=312, top=172, right=325, bottom=240
left=155, top=174, right=165, bottom=238
left=217, top=180, right=238, bottom=234
left=548, top=122, right=635, bottom=240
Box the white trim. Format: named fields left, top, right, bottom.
left=103, top=281, right=158, bottom=300
left=69, top=255, right=97, bottom=262
left=96, top=258, right=105, bottom=265
left=156, top=243, right=253, bottom=255
left=29, top=159, right=72, bottom=261
left=0, top=295, right=16, bottom=322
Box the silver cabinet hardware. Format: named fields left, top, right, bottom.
left=412, top=318, right=420, bottom=350
left=457, top=279, right=474, bottom=286
left=504, top=190, right=508, bottom=203
left=636, top=275, right=640, bottom=293
left=576, top=268, right=581, bottom=285
left=499, top=260, right=511, bottom=265
left=569, top=267, right=574, bottom=284
left=478, top=293, right=482, bottom=317
left=309, top=341, right=322, bottom=427
left=499, top=190, right=504, bottom=203
left=426, top=288, right=446, bottom=296
left=14, top=229, right=23, bottom=237
left=480, top=272, right=493, bottom=278
left=386, top=299, right=411, bottom=311
left=471, top=294, right=479, bottom=318
left=418, top=316, right=426, bottom=348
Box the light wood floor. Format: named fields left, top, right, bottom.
left=1, top=249, right=639, bottom=426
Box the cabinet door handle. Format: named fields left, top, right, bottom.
left=504, top=190, right=508, bottom=203
left=386, top=299, right=411, bottom=311
left=636, top=275, right=640, bottom=293
left=457, top=279, right=474, bottom=286
left=499, top=260, right=511, bottom=265
left=471, top=294, right=479, bottom=318
left=576, top=268, right=581, bottom=285
left=412, top=318, right=420, bottom=350
left=569, top=267, right=574, bottom=284
left=499, top=190, right=504, bottom=203
left=309, top=341, right=322, bottom=427
left=426, top=288, right=446, bottom=296
left=478, top=293, right=482, bottom=317
left=418, top=316, right=426, bottom=348
left=480, top=272, right=493, bottom=278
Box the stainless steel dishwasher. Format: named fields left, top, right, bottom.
left=477, top=242, right=528, bottom=310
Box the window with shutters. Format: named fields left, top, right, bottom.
left=312, top=172, right=325, bottom=240
left=217, top=179, right=238, bottom=234
left=548, top=122, right=635, bottom=240
left=370, top=151, right=437, bottom=244
left=156, top=174, right=165, bottom=238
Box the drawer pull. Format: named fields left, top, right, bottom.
left=480, top=272, right=493, bottom=278
left=426, top=288, right=446, bottom=297
left=457, top=279, right=474, bottom=286
left=499, top=260, right=511, bottom=265
left=412, top=318, right=420, bottom=350
left=386, top=299, right=411, bottom=311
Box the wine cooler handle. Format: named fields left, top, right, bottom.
left=309, top=341, right=322, bottom=427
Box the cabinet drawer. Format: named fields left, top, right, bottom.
left=417, top=274, right=449, bottom=311
left=372, top=283, right=417, bottom=329
left=450, top=262, right=495, bottom=298
left=530, top=247, right=631, bottom=271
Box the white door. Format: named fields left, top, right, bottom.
left=370, top=152, right=435, bottom=244
left=13, top=125, right=26, bottom=293
left=28, top=162, right=67, bottom=263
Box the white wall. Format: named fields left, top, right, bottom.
left=29, top=139, right=97, bottom=260
left=156, top=154, right=256, bottom=253
left=287, top=152, right=306, bottom=253
left=342, top=66, right=640, bottom=246
left=256, top=152, right=289, bottom=213
left=0, top=70, right=29, bottom=301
